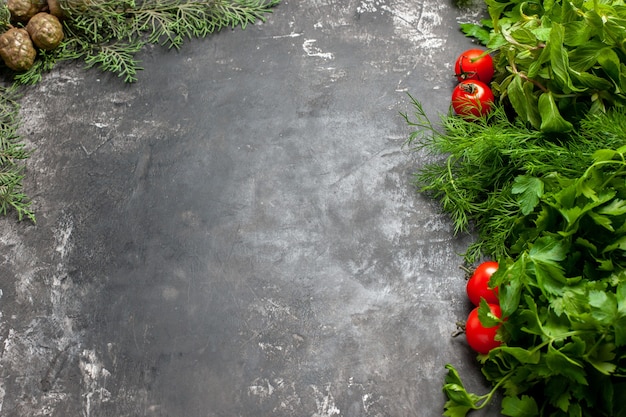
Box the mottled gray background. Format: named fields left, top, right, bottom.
left=0, top=0, right=501, bottom=416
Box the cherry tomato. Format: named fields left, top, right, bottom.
left=465, top=304, right=502, bottom=354
left=454, top=49, right=494, bottom=83
left=466, top=261, right=499, bottom=306
left=451, top=80, right=494, bottom=119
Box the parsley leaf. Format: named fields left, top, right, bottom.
left=512, top=176, right=543, bottom=215
left=501, top=395, right=538, bottom=417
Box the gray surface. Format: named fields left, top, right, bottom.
left=0, top=1, right=501, bottom=416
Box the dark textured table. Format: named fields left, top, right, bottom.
left=0, top=1, right=501, bottom=415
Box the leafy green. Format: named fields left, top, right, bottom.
left=512, top=176, right=543, bottom=216
left=409, top=1, right=626, bottom=413
left=440, top=145, right=626, bottom=415
left=403, top=96, right=626, bottom=263
left=462, top=0, right=626, bottom=132
left=501, top=395, right=538, bottom=417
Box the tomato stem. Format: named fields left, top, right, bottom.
left=451, top=321, right=466, bottom=337
left=459, top=264, right=473, bottom=275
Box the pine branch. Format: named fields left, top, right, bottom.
left=83, top=41, right=144, bottom=82
left=4, top=0, right=281, bottom=84
left=47, top=0, right=281, bottom=81
left=0, top=86, right=35, bottom=223
left=0, top=170, right=36, bottom=222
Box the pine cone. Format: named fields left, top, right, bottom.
left=0, top=28, right=36, bottom=71
left=7, top=0, right=45, bottom=23
left=46, top=0, right=65, bottom=19
left=26, top=12, right=64, bottom=50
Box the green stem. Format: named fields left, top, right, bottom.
left=584, top=333, right=607, bottom=360
left=510, top=60, right=548, bottom=93
left=582, top=156, right=626, bottom=190
left=447, top=156, right=458, bottom=192
left=473, top=369, right=515, bottom=410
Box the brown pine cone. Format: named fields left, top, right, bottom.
left=26, top=12, right=64, bottom=50
left=46, top=0, right=65, bottom=19
left=0, top=28, right=37, bottom=71
left=7, top=0, right=45, bottom=23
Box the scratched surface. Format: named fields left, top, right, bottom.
left=0, top=1, right=500, bottom=416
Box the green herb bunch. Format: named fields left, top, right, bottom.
left=404, top=96, right=626, bottom=263
left=409, top=0, right=626, bottom=414
left=442, top=145, right=626, bottom=416
left=404, top=84, right=626, bottom=416
left=462, top=0, right=626, bottom=132
left=11, top=0, right=281, bottom=84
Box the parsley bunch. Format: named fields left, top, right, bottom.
left=409, top=0, right=626, bottom=414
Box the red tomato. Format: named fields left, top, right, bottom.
left=454, top=49, right=494, bottom=83
left=451, top=80, right=494, bottom=119
left=466, top=261, right=499, bottom=306
left=465, top=304, right=502, bottom=354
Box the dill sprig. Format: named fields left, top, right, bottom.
left=403, top=95, right=626, bottom=263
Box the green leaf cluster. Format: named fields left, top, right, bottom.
left=403, top=96, right=626, bottom=263
left=443, top=147, right=626, bottom=416
left=404, top=97, right=626, bottom=415
left=12, top=0, right=281, bottom=84
left=410, top=1, right=626, bottom=413
left=462, top=0, right=626, bottom=132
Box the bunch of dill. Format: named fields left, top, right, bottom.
left=403, top=96, right=626, bottom=263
